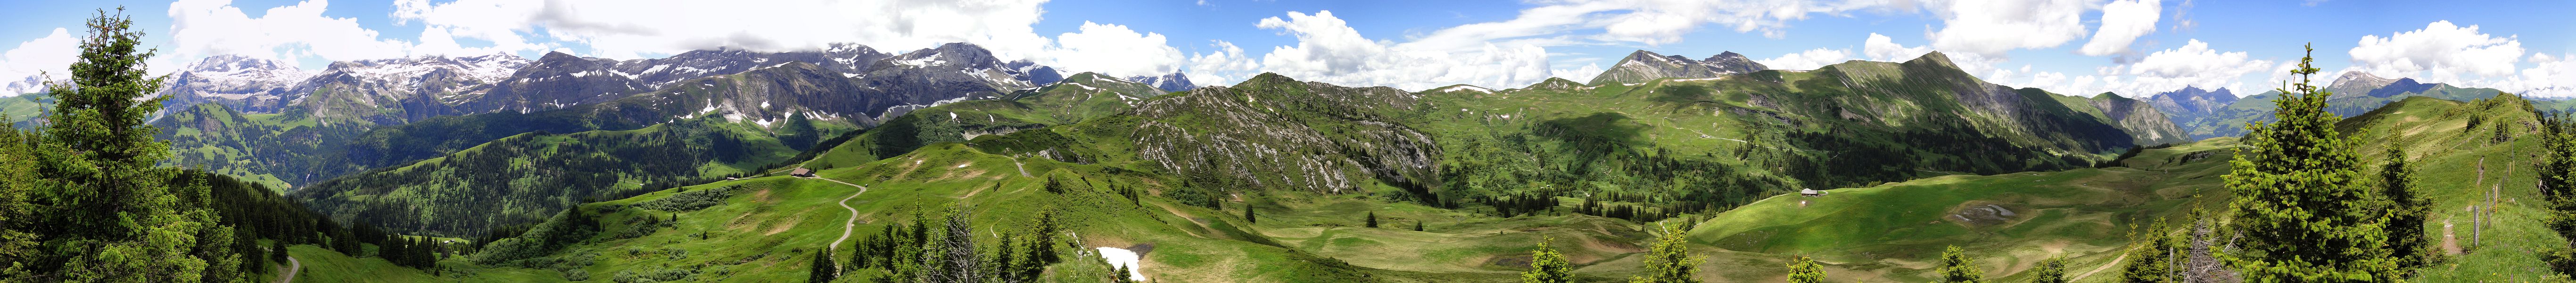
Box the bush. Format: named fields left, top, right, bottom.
left=636, top=186, right=737, bottom=212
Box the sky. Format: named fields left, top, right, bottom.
left=0, top=0, right=2571, bottom=98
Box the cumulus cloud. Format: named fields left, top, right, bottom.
left=1045, top=22, right=1185, bottom=78
left=1758, top=48, right=1852, bottom=70
left=2077, top=0, right=2159, bottom=56
left=1248, top=11, right=1556, bottom=91
left=2498, top=52, right=2576, bottom=97
left=1864, top=33, right=1935, bottom=62
left=2346, top=21, right=2524, bottom=85
left=165, top=0, right=415, bottom=67
left=1926, top=0, right=2093, bottom=56
left=0, top=28, right=78, bottom=89
left=1184, top=41, right=1259, bottom=85
left=2095, top=39, right=2273, bottom=97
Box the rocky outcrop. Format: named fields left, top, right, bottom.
left=1587, top=50, right=1767, bottom=85
left=1125, top=73, right=1440, bottom=194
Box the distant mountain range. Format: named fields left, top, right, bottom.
left=2146, top=71, right=2513, bottom=140
left=1587, top=50, right=1767, bottom=85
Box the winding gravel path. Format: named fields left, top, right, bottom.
left=813, top=176, right=871, bottom=251
left=275, top=257, right=301, bottom=283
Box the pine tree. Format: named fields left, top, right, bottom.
left=2222, top=44, right=2398, bottom=282
left=0, top=119, right=41, bottom=278
left=2380, top=148, right=2428, bottom=271
left=1366, top=211, right=1379, bottom=228
left=28, top=8, right=242, bottom=282
left=1244, top=206, right=1256, bottom=224
left=2543, top=111, right=2576, bottom=275
left=1937, top=245, right=1983, bottom=283
left=1414, top=221, right=1425, bottom=232
left=1786, top=256, right=1825, bottom=283
left=2028, top=256, right=2067, bottom=283
left=2121, top=220, right=2174, bottom=283
left=809, top=249, right=837, bottom=283
left=1521, top=236, right=1575, bottom=283
left=1630, top=223, right=1702, bottom=283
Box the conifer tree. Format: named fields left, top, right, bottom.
left=2380, top=148, right=2428, bottom=271
left=809, top=249, right=837, bottom=283
left=2122, top=220, right=2174, bottom=283
left=1630, top=223, right=1702, bottom=283
left=1936, top=245, right=1983, bottom=283
left=1366, top=211, right=1379, bottom=228
left=24, top=8, right=243, bottom=282
left=2542, top=111, right=2576, bottom=275
left=1786, top=256, right=1825, bottom=283
left=1521, top=236, right=1574, bottom=283
left=1244, top=206, right=1256, bottom=224
left=2222, top=44, right=2397, bottom=282
left=2028, top=257, right=2067, bottom=283
left=1414, top=221, right=1425, bottom=232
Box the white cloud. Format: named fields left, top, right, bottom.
left=1549, top=63, right=1605, bottom=84
left=2346, top=21, right=2524, bottom=86
left=389, top=0, right=1064, bottom=61
left=0, top=28, right=78, bottom=88
left=1864, top=33, right=1935, bottom=62
left=2077, top=0, right=2159, bottom=56
left=1249, top=11, right=1555, bottom=91
left=2096, top=39, right=2273, bottom=97
left=1758, top=48, right=1852, bottom=70
left=1926, top=0, right=2094, bottom=56
left=2497, top=52, right=2576, bottom=97
left=1184, top=41, right=1258, bottom=86
left=1045, top=22, right=1184, bottom=78
left=165, top=0, right=415, bottom=67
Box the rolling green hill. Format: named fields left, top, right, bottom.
left=1677, top=93, right=2565, bottom=282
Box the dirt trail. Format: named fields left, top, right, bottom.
left=275, top=257, right=301, bottom=283
left=812, top=176, right=871, bottom=251
left=2443, top=219, right=2461, bottom=255
left=2071, top=254, right=2127, bottom=282
left=1013, top=160, right=1030, bottom=177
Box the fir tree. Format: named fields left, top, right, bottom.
left=2222, top=44, right=2398, bottom=282
left=1937, top=245, right=1983, bottom=283
left=809, top=249, right=838, bottom=283
left=1366, top=211, right=1379, bottom=228
left=1521, top=236, right=1574, bottom=283
left=2380, top=148, right=2429, bottom=271
left=21, top=8, right=243, bottom=282
left=2543, top=111, right=2576, bottom=275
left=1244, top=206, right=1256, bottom=224
left=1414, top=221, right=1425, bottom=232
left=1786, top=256, right=1825, bottom=283
left=2121, top=220, right=2174, bottom=283
left=2028, top=256, right=2067, bottom=283
left=1630, top=223, right=1702, bottom=283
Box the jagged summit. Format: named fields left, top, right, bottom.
left=1586, top=50, right=1769, bottom=85
left=2328, top=71, right=2398, bottom=92
left=1126, top=71, right=1197, bottom=92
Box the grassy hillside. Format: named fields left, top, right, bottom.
left=292, top=117, right=806, bottom=237
left=1675, top=94, right=2566, bottom=282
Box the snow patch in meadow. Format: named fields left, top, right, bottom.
left=1097, top=247, right=1146, bottom=281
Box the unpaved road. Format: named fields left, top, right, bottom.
left=813, top=176, right=870, bottom=251
left=276, top=257, right=301, bottom=283
left=2071, top=254, right=2126, bottom=281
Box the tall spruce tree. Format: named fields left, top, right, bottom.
left=1630, top=223, right=1702, bottom=283
left=1786, top=256, right=1826, bottom=283
left=1521, top=237, right=1575, bottom=283
left=1365, top=211, right=1379, bottom=228
left=2221, top=44, right=2398, bottom=282
left=2380, top=148, right=2429, bottom=271
left=2543, top=111, right=2576, bottom=275
left=809, top=249, right=837, bottom=283
left=2028, top=256, right=2067, bottom=283
left=18, top=8, right=243, bottom=282
left=2122, top=220, right=2174, bottom=283
left=1937, top=245, right=1983, bottom=283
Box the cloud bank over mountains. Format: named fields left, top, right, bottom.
left=0, top=0, right=2567, bottom=98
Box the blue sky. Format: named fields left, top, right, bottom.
left=0, top=0, right=2570, bottom=97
